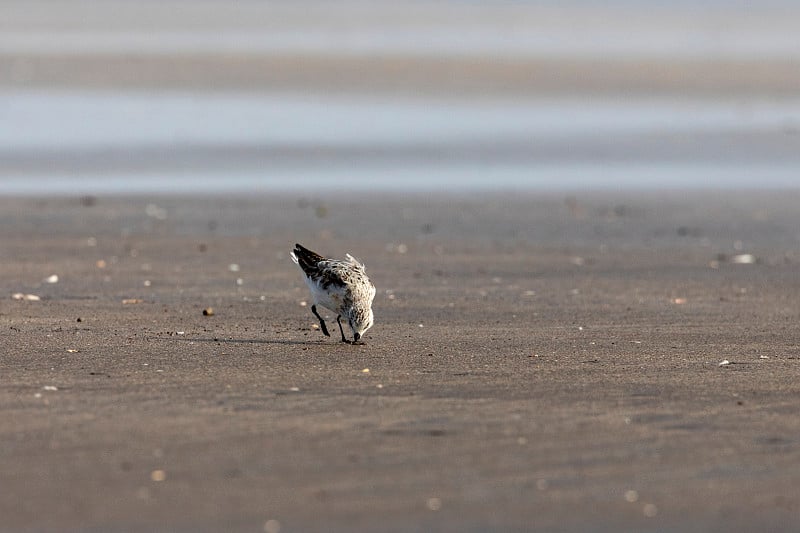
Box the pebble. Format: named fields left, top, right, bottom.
left=426, top=497, right=442, bottom=511
left=44, top=274, right=59, bottom=284
left=732, top=254, right=756, bottom=264
left=202, top=307, right=214, bottom=316
left=12, top=293, right=41, bottom=301
left=719, top=359, right=731, bottom=366
left=150, top=470, right=167, bottom=482
left=145, top=204, right=167, bottom=220
left=42, top=385, right=58, bottom=391
left=263, top=520, right=281, bottom=533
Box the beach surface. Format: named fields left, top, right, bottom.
left=2, top=192, right=800, bottom=532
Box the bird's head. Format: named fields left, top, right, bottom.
left=349, top=307, right=374, bottom=343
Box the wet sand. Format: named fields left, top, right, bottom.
left=2, top=192, right=800, bottom=532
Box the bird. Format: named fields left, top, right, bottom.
left=290, top=243, right=375, bottom=344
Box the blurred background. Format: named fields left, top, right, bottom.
left=2, top=0, right=799, bottom=194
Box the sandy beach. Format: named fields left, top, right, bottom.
left=2, top=192, right=800, bottom=532
left=2, top=1, right=800, bottom=530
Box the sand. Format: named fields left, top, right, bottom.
left=2, top=191, right=800, bottom=532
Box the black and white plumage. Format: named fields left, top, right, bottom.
left=290, top=243, right=375, bottom=344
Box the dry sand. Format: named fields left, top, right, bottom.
left=5, top=53, right=800, bottom=98
left=3, top=1, right=799, bottom=98
left=2, top=191, right=800, bottom=532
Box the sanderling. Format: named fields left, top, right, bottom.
left=290, top=243, right=375, bottom=344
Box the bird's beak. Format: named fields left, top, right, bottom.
left=353, top=332, right=361, bottom=342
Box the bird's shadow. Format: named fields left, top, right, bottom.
left=165, top=336, right=348, bottom=347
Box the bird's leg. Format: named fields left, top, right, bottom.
left=336, top=315, right=350, bottom=343
left=311, top=305, right=330, bottom=337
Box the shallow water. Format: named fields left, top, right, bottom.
left=2, top=90, right=799, bottom=194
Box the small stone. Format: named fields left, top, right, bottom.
left=44, top=274, right=59, bottom=284
left=13, top=293, right=41, bottom=301
left=426, top=497, right=442, bottom=511
left=150, top=470, right=167, bottom=482
left=202, top=307, right=214, bottom=316
left=66, top=349, right=79, bottom=353
left=145, top=204, right=167, bottom=220
left=719, top=359, right=731, bottom=366
left=42, top=385, right=58, bottom=391
left=643, top=503, right=658, bottom=517
left=361, top=368, right=370, bottom=374
left=732, top=254, right=755, bottom=264
left=624, top=490, right=639, bottom=503
left=263, top=519, right=281, bottom=533
left=122, top=299, right=143, bottom=304
left=228, top=263, right=240, bottom=272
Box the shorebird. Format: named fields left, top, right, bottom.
left=290, top=243, right=375, bottom=344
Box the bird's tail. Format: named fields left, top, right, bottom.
left=292, top=243, right=325, bottom=273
